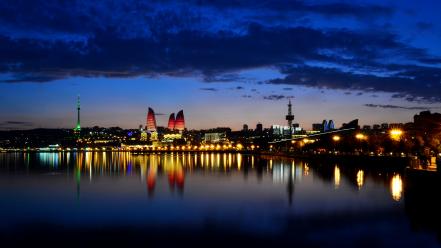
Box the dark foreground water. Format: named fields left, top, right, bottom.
left=0, top=152, right=440, bottom=247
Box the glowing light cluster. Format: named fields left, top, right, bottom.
left=390, top=129, right=403, bottom=141
left=355, top=133, right=367, bottom=140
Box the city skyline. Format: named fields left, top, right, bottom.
left=1, top=0, right=441, bottom=130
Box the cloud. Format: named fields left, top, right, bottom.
left=263, top=94, right=287, bottom=100
left=364, top=104, right=433, bottom=110
left=0, top=121, right=34, bottom=130
left=200, top=87, right=218, bottom=91
left=0, top=121, right=33, bottom=126
left=168, top=0, right=394, bottom=19
left=0, top=0, right=440, bottom=104
left=416, top=22, right=433, bottom=31
left=268, top=65, right=441, bottom=103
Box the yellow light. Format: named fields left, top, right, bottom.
left=334, top=166, right=340, bottom=188
left=391, top=174, right=403, bottom=201
left=251, top=145, right=255, bottom=149
left=236, top=144, right=243, bottom=150
left=303, top=138, right=309, bottom=143
left=356, top=170, right=364, bottom=189
left=390, top=129, right=403, bottom=141
left=332, top=135, right=341, bottom=142
left=355, top=133, right=366, bottom=140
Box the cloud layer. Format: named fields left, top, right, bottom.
left=0, top=0, right=440, bottom=102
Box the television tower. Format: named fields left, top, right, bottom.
left=75, top=95, right=81, bottom=132
left=285, top=99, right=294, bottom=128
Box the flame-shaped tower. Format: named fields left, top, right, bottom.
left=147, top=107, right=157, bottom=132
left=174, top=110, right=185, bottom=131
left=168, top=113, right=176, bottom=130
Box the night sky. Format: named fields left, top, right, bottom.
left=1, top=0, right=441, bottom=130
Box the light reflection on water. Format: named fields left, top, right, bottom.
left=391, top=174, right=403, bottom=201
left=1, top=152, right=405, bottom=203
left=0, top=152, right=439, bottom=246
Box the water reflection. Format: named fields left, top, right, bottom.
left=356, top=170, right=364, bottom=189
left=391, top=174, right=403, bottom=201
left=2, top=152, right=405, bottom=205
left=2, top=152, right=441, bottom=246
left=334, top=165, right=340, bottom=189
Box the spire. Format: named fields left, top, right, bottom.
left=75, top=95, right=81, bottom=131
left=285, top=99, right=294, bottom=128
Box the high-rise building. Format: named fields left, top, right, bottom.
left=328, top=120, right=335, bottom=130
left=147, top=107, right=157, bottom=132
left=175, top=110, right=185, bottom=131
left=243, top=124, right=248, bottom=131
left=256, top=123, right=263, bottom=132
left=168, top=113, right=175, bottom=130
left=312, top=123, right=322, bottom=131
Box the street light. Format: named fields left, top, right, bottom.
left=332, top=135, right=341, bottom=142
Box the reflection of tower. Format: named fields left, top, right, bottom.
left=287, top=165, right=295, bottom=206
left=76, top=166, right=81, bottom=201
left=285, top=100, right=294, bottom=130
left=74, top=95, right=81, bottom=134
left=147, top=166, right=156, bottom=198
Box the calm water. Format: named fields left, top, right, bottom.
left=0, top=152, right=440, bottom=247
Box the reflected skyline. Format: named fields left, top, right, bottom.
left=0, top=152, right=405, bottom=204
left=2, top=152, right=439, bottom=247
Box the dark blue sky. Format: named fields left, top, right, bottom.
left=1, top=0, right=441, bottom=130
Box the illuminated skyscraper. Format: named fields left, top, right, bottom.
left=147, top=107, right=157, bottom=132
left=175, top=110, right=185, bottom=131
left=168, top=113, right=175, bottom=130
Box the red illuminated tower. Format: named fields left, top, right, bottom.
left=175, top=110, right=185, bottom=131
left=168, top=113, right=175, bottom=130
left=146, top=107, right=157, bottom=132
